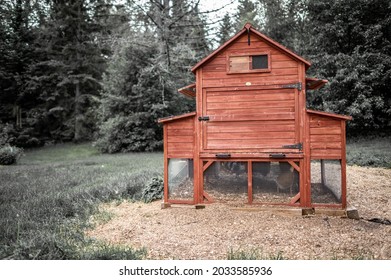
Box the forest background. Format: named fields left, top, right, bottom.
left=1, top=0, right=390, bottom=153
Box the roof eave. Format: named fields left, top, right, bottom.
left=158, top=112, right=196, bottom=124
left=307, top=109, right=352, bottom=121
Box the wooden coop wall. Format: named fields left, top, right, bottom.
left=165, top=116, right=195, bottom=159
left=308, top=113, right=344, bottom=159
left=201, top=33, right=300, bottom=88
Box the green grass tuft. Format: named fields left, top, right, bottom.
left=227, top=248, right=284, bottom=260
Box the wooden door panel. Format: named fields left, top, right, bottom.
left=202, top=87, right=298, bottom=152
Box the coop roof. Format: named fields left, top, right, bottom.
left=191, top=23, right=311, bottom=73
left=178, top=83, right=196, bottom=98
left=158, top=112, right=196, bottom=124
left=306, top=77, right=328, bottom=90
left=307, top=109, right=352, bottom=120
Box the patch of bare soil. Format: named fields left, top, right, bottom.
left=87, top=166, right=391, bottom=260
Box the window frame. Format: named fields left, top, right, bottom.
left=226, top=51, right=271, bottom=74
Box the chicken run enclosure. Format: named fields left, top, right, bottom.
left=158, top=23, right=352, bottom=210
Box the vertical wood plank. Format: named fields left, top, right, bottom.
left=320, top=159, right=325, bottom=187
left=194, top=68, right=203, bottom=204
left=300, top=62, right=311, bottom=207
left=163, top=125, right=169, bottom=202
left=202, top=89, right=207, bottom=151
left=341, top=120, right=347, bottom=208
left=248, top=161, right=253, bottom=204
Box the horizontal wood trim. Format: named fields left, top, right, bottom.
left=168, top=144, right=193, bottom=151
left=200, top=152, right=303, bottom=159
left=167, top=121, right=194, bottom=129
left=202, top=75, right=299, bottom=86
left=167, top=129, right=194, bottom=136
left=166, top=199, right=194, bottom=204
left=310, top=127, right=342, bottom=135
left=167, top=136, right=194, bottom=143
left=209, top=112, right=295, bottom=122
left=272, top=60, right=299, bottom=69
left=206, top=123, right=295, bottom=133
left=206, top=131, right=295, bottom=140
left=207, top=92, right=294, bottom=103
left=206, top=139, right=296, bottom=149
left=310, top=120, right=342, bottom=128
left=310, top=149, right=342, bottom=158
left=207, top=100, right=294, bottom=110
left=168, top=153, right=193, bottom=158
left=202, top=67, right=298, bottom=78
left=205, top=85, right=296, bottom=92
left=310, top=142, right=342, bottom=149
left=310, top=134, right=342, bottom=142
left=207, top=107, right=295, bottom=116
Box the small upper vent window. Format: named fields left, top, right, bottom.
left=252, top=55, right=268, bottom=69
left=228, top=53, right=270, bottom=74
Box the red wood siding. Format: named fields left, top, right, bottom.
left=202, top=33, right=299, bottom=88
left=309, top=114, right=342, bottom=159
left=166, top=117, right=195, bottom=158
left=202, top=87, right=298, bottom=152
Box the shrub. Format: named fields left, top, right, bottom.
left=95, top=114, right=162, bottom=154
left=141, top=176, right=164, bottom=203
left=0, top=145, right=23, bottom=165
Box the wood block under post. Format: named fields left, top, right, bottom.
left=346, top=204, right=360, bottom=220
left=195, top=204, right=205, bottom=209
left=161, top=202, right=171, bottom=209
left=302, top=208, right=315, bottom=216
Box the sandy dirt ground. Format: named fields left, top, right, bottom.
left=87, top=166, right=391, bottom=260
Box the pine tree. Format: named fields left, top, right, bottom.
left=235, top=0, right=260, bottom=31
left=26, top=0, right=107, bottom=142
left=217, top=13, right=234, bottom=45
left=306, top=0, right=391, bottom=132
left=96, top=0, right=207, bottom=152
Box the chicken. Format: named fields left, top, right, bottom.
left=276, top=165, right=295, bottom=193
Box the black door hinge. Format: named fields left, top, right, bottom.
left=282, top=142, right=303, bottom=151
left=216, top=153, right=231, bottom=159
left=269, top=153, right=286, bottom=158
left=198, top=116, right=210, bottom=121
left=282, top=82, right=302, bottom=91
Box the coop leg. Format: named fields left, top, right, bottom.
left=320, top=160, right=325, bottom=187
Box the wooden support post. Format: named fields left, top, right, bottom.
left=203, top=191, right=214, bottom=203
left=341, top=121, right=347, bottom=208
left=248, top=161, right=253, bottom=204
left=288, top=160, right=300, bottom=172
left=203, top=160, right=214, bottom=172
left=290, top=192, right=300, bottom=204
left=163, top=126, right=169, bottom=202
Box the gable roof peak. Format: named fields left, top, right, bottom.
left=191, top=23, right=311, bottom=73
left=244, top=22, right=252, bottom=30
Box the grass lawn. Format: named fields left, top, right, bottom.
left=0, top=143, right=163, bottom=259
left=347, top=136, right=391, bottom=168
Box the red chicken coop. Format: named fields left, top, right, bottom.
left=158, top=23, right=352, bottom=211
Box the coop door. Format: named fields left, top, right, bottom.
left=201, top=87, right=299, bottom=152
left=167, top=159, right=194, bottom=202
